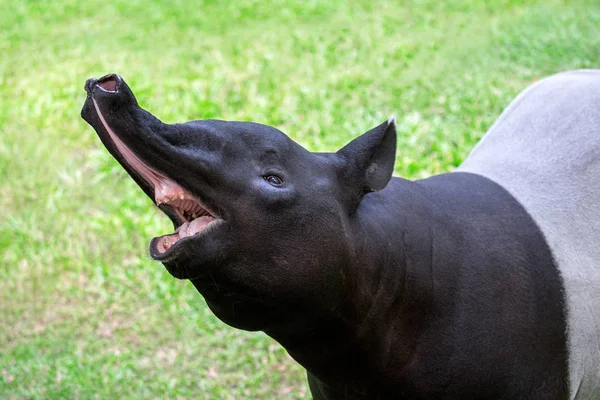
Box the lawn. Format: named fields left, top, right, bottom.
left=1, top=0, right=599, bottom=398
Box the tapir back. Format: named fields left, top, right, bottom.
left=458, top=70, right=600, bottom=399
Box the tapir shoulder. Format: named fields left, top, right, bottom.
left=458, top=69, right=600, bottom=399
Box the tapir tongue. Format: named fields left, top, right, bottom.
left=160, top=216, right=215, bottom=252
left=177, top=216, right=214, bottom=238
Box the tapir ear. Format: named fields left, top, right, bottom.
left=337, top=117, right=397, bottom=193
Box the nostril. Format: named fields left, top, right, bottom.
left=97, top=74, right=120, bottom=93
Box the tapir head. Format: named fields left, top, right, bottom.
left=81, top=74, right=396, bottom=331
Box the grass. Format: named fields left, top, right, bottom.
left=1, top=0, right=599, bottom=398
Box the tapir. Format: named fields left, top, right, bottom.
left=81, top=70, right=600, bottom=400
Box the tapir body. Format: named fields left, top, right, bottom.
left=81, top=70, right=600, bottom=399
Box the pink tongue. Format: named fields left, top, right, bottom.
left=175, top=216, right=214, bottom=240
left=188, top=216, right=214, bottom=234
left=177, top=221, right=191, bottom=237
left=160, top=216, right=216, bottom=253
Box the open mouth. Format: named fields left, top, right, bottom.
left=88, top=74, right=222, bottom=255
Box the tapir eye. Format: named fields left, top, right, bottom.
left=264, top=175, right=283, bottom=186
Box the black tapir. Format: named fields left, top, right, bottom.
left=81, top=70, right=600, bottom=400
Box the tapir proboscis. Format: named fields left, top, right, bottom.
left=81, top=70, right=600, bottom=400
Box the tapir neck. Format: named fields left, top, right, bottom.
left=283, top=172, right=568, bottom=399
left=265, top=177, right=439, bottom=395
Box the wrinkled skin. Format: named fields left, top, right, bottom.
left=81, top=74, right=568, bottom=400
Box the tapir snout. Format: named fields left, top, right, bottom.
left=85, top=73, right=120, bottom=93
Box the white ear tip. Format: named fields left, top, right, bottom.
left=387, top=115, right=396, bottom=127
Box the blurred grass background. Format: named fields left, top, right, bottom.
left=1, top=0, right=599, bottom=398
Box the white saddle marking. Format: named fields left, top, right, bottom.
left=458, top=70, right=600, bottom=399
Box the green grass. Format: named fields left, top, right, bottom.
left=1, top=0, right=599, bottom=398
